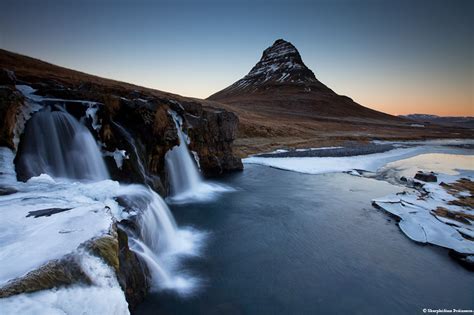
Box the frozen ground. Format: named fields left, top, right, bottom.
left=244, top=142, right=473, bottom=175
left=0, top=148, right=129, bottom=314
left=373, top=171, right=474, bottom=254
left=0, top=254, right=130, bottom=315
left=0, top=147, right=124, bottom=285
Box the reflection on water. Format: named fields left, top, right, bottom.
left=381, top=153, right=474, bottom=177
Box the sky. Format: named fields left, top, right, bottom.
left=1, top=0, right=472, bottom=116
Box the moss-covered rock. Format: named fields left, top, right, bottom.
left=0, top=255, right=90, bottom=298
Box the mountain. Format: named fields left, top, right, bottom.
left=209, top=39, right=400, bottom=121
left=401, top=114, right=474, bottom=129
left=207, top=39, right=471, bottom=156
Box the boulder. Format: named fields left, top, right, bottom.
left=0, top=68, right=16, bottom=85
left=414, top=171, right=437, bottom=182
left=0, top=86, right=23, bottom=150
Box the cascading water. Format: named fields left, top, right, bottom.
left=117, top=185, right=204, bottom=294
left=165, top=111, right=232, bottom=203
left=16, top=108, right=109, bottom=181
left=12, top=99, right=202, bottom=294
left=165, top=112, right=203, bottom=197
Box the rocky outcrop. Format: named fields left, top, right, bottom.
left=0, top=86, right=23, bottom=150
left=0, top=52, right=242, bottom=192
left=169, top=100, right=242, bottom=176
left=414, top=171, right=438, bottom=182
left=86, top=225, right=149, bottom=310
left=0, top=223, right=148, bottom=311
left=0, top=255, right=89, bottom=298
left=16, top=83, right=243, bottom=192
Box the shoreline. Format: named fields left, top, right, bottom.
left=252, top=139, right=474, bottom=159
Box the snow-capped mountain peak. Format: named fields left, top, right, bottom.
left=210, top=39, right=325, bottom=97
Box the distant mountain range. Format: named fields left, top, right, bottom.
left=401, top=114, right=474, bottom=129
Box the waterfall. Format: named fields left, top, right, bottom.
left=13, top=102, right=200, bottom=294
left=165, top=111, right=233, bottom=203
left=165, top=112, right=203, bottom=198
left=117, top=184, right=203, bottom=294
left=16, top=108, right=109, bottom=181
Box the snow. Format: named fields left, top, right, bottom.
left=294, top=146, right=344, bottom=152
left=0, top=146, right=135, bottom=313
left=245, top=144, right=473, bottom=175
left=0, top=146, right=125, bottom=285
left=15, top=85, right=43, bottom=102
left=85, top=103, right=102, bottom=131
left=191, top=151, right=201, bottom=170
left=0, top=254, right=130, bottom=315
left=372, top=139, right=474, bottom=146
left=277, top=73, right=290, bottom=82
left=373, top=172, right=474, bottom=254
left=379, top=153, right=474, bottom=178
left=105, top=149, right=129, bottom=170
left=0, top=177, right=120, bottom=285
left=0, top=147, right=16, bottom=186
left=13, top=85, right=43, bottom=149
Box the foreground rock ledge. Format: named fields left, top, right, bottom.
left=0, top=223, right=148, bottom=311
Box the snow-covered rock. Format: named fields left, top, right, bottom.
left=373, top=173, right=474, bottom=255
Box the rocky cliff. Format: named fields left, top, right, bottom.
left=0, top=49, right=242, bottom=194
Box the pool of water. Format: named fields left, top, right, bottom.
left=136, top=164, right=474, bottom=315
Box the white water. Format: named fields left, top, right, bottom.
left=0, top=96, right=204, bottom=308
left=16, top=108, right=109, bottom=181
left=165, top=112, right=202, bottom=197
left=165, top=112, right=232, bottom=203
left=116, top=184, right=205, bottom=295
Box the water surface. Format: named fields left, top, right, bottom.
left=136, top=164, right=474, bottom=315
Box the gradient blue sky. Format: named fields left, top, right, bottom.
left=1, top=0, right=472, bottom=115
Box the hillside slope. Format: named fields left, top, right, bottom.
left=208, top=40, right=471, bottom=156
left=0, top=49, right=243, bottom=185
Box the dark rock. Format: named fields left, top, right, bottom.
left=116, top=226, right=149, bottom=310
left=0, top=186, right=17, bottom=196
left=400, top=176, right=407, bottom=182
left=26, top=207, right=72, bottom=218
left=413, top=181, right=425, bottom=189
left=257, top=143, right=394, bottom=158
left=0, top=68, right=16, bottom=85
left=414, top=171, right=437, bottom=182
left=431, top=207, right=474, bottom=225
left=449, top=250, right=474, bottom=271
left=0, top=86, right=24, bottom=150
left=84, top=226, right=149, bottom=311
left=188, top=109, right=243, bottom=177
